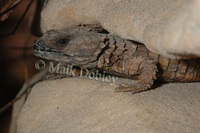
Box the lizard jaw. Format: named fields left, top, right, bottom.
left=32, top=42, right=93, bottom=66
left=33, top=42, right=71, bottom=60
left=33, top=39, right=99, bottom=67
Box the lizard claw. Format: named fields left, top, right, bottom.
left=114, top=86, right=133, bottom=92
left=115, top=83, right=133, bottom=92
left=115, top=84, right=149, bottom=94
left=118, top=82, right=131, bottom=87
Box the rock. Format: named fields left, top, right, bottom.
left=17, top=77, right=200, bottom=133
left=39, top=0, right=200, bottom=59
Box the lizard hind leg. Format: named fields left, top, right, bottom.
left=115, top=59, right=158, bottom=94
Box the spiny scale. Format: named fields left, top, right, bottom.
left=95, top=35, right=200, bottom=93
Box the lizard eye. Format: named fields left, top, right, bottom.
left=54, top=38, right=70, bottom=47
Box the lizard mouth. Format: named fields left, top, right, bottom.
left=33, top=44, right=96, bottom=66
left=33, top=42, right=70, bottom=59
left=33, top=39, right=98, bottom=67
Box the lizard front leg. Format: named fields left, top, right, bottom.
left=115, top=59, right=158, bottom=94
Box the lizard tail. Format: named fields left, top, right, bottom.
left=159, top=63, right=200, bottom=82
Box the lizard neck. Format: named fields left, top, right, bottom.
left=97, top=35, right=138, bottom=69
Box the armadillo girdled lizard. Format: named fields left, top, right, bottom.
left=33, top=29, right=200, bottom=94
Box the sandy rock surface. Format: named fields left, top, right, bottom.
left=17, top=77, right=200, bottom=133
left=40, top=0, right=200, bottom=58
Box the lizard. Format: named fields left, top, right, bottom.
left=33, top=28, right=200, bottom=94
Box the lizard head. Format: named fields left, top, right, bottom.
left=33, top=29, right=107, bottom=68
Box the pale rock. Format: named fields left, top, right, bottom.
left=40, top=0, right=200, bottom=58
left=17, top=77, right=200, bottom=133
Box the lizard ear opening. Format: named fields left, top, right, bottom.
left=54, top=38, right=70, bottom=47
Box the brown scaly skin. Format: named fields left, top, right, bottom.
left=33, top=29, right=200, bottom=94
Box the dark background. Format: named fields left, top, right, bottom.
left=0, top=0, right=39, bottom=132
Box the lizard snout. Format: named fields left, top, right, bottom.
left=33, top=39, right=46, bottom=53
